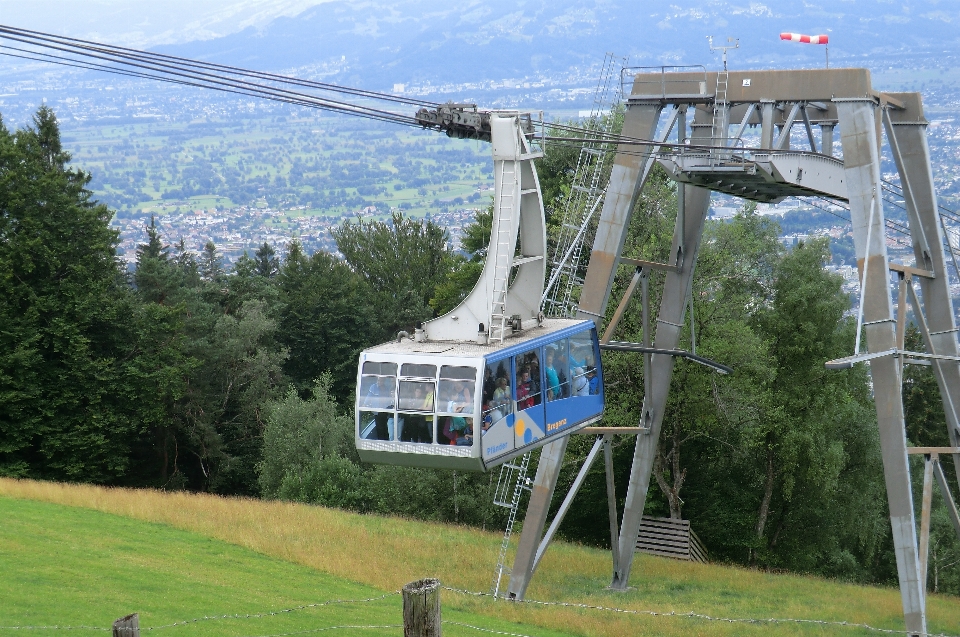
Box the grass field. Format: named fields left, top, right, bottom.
left=0, top=496, right=573, bottom=637
left=2, top=478, right=959, bottom=637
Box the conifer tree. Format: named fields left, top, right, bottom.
left=0, top=107, right=137, bottom=481
left=277, top=241, right=376, bottom=400
left=254, top=242, right=280, bottom=278
left=199, top=240, right=224, bottom=282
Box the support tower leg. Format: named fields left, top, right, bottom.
left=504, top=102, right=666, bottom=600
left=884, top=106, right=960, bottom=485
left=837, top=99, right=926, bottom=635
left=505, top=438, right=568, bottom=599
left=609, top=183, right=712, bottom=589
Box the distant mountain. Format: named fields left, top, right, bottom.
left=156, top=0, right=960, bottom=92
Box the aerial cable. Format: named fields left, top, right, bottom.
left=0, top=24, right=438, bottom=108
left=0, top=42, right=418, bottom=128
left=0, top=46, right=195, bottom=85
left=882, top=178, right=960, bottom=225
left=0, top=28, right=421, bottom=125
left=1, top=24, right=864, bottom=157
left=0, top=48, right=420, bottom=127
left=0, top=30, right=417, bottom=125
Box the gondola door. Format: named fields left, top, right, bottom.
left=480, top=356, right=515, bottom=464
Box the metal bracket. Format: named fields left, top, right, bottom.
left=600, top=341, right=733, bottom=374
left=773, top=102, right=802, bottom=150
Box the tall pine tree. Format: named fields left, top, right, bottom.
left=0, top=107, right=137, bottom=481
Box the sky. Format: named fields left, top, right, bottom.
left=0, top=0, right=332, bottom=47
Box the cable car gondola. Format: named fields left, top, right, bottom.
left=356, top=319, right=604, bottom=471
left=355, top=111, right=605, bottom=471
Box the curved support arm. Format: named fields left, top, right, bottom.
left=424, top=112, right=546, bottom=342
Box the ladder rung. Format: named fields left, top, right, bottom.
left=512, top=255, right=543, bottom=266
left=571, top=184, right=600, bottom=194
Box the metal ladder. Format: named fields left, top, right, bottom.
left=489, top=160, right=518, bottom=343
left=710, top=66, right=729, bottom=164
left=491, top=452, right=533, bottom=598
left=543, top=53, right=626, bottom=318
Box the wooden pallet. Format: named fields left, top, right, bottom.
left=635, top=515, right=708, bottom=563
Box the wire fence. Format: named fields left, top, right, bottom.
left=1, top=585, right=958, bottom=637
left=144, top=593, right=398, bottom=631
left=233, top=625, right=401, bottom=637
left=441, top=586, right=960, bottom=637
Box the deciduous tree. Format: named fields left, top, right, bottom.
left=333, top=212, right=450, bottom=338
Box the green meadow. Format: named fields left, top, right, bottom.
left=3, top=479, right=960, bottom=637
left=0, top=496, right=572, bottom=637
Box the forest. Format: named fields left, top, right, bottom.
left=2, top=106, right=959, bottom=595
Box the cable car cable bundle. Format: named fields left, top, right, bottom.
left=0, top=24, right=431, bottom=127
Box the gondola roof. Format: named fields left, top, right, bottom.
left=362, top=318, right=592, bottom=357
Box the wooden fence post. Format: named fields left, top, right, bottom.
left=402, top=578, right=441, bottom=637
left=112, top=613, right=139, bottom=637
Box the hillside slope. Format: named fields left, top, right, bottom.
left=2, top=478, right=958, bottom=636
left=0, top=496, right=571, bottom=636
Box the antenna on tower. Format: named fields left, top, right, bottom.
left=707, top=36, right=739, bottom=70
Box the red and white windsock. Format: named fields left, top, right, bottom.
left=780, top=32, right=828, bottom=45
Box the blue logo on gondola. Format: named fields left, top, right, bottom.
left=487, top=442, right=508, bottom=455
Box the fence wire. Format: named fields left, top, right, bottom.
left=442, top=586, right=960, bottom=637
left=442, top=620, right=540, bottom=637
left=235, top=624, right=401, bottom=637
left=3, top=585, right=958, bottom=637
left=0, top=592, right=399, bottom=633
left=144, top=592, right=399, bottom=631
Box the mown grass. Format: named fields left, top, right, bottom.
left=0, top=496, right=574, bottom=637
left=2, top=478, right=958, bottom=637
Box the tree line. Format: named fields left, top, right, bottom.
left=2, top=107, right=957, bottom=593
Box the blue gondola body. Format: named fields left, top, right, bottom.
left=355, top=319, right=604, bottom=471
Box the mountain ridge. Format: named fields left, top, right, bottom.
left=156, top=0, right=960, bottom=91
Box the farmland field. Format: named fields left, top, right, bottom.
left=61, top=114, right=493, bottom=219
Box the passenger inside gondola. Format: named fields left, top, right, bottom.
left=398, top=382, right=433, bottom=443
left=515, top=349, right=541, bottom=409
left=482, top=360, right=512, bottom=427
left=365, top=376, right=393, bottom=409
left=374, top=411, right=391, bottom=440
left=492, top=376, right=511, bottom=412
left=447, top=383, right=474, bottom=413
left=483, top=366, right=496, bottom=404
left=573, top=367, right=589, bottom=396
left=545, top=348, right=560, bottom=401
left=587, top=366, right=600, bottom=395
left=449, top=414, right=473, bottom=445
left=517, top=367, right=533, bottom=410
left=555, top=340, right=570, bottom=398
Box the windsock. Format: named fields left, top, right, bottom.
left=780, top=32, right=828, bottom=45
